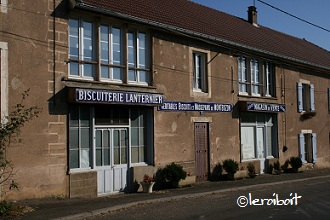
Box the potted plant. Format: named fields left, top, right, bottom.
left=222, top=159, right=238, bottom=180
left=247, top=162, right=257, bottom=178
left=289, top=156, right=302, bottom=173
left=140, top=174, right=155, bottom=193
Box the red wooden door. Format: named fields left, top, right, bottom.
left=194, top=122, right=209, bottom=182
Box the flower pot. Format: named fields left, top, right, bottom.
left=140, top=182, right=155, bottom=193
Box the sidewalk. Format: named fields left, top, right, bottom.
left=10, top=168, right=330, bottom=220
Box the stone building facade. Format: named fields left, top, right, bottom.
left=0, top=0, right=329, bottom=200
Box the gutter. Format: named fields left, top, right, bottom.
left=73, top=1, right=330, bottom=73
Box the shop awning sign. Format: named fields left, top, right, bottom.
left=68, top=88, right=164, bottom=106
left=158, top=101, right=232, bottom=112
left=246, top=102, right=286, bottom=112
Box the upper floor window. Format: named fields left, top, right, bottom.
left=68, top=18, right=151, bottom=86
left=238, top=57, right=275, bottom=97
left=297, top=82, right=315, bottom=113
left=193, top=52, right=207, bottom=93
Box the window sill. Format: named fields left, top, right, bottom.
left=238, top=94, right=277, bottom=100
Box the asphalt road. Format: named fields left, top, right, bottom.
left=85, top=176, right=330, bottom=220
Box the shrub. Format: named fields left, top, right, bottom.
left=155, top=162, right=187, bottom=189
left=222, top=159, right=238, bottom=174
left=289, top=156, right=302, bottom=172
left=247, top=163, right=256, bottom=174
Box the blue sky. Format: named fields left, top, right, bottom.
left=191, top=0, right=330, bottom=51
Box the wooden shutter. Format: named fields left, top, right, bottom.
left=310, top=84, right=315, bottom=112
left=312, top=133, right=317, bottom=163
left=297, top=82, right=303, bottom=112
left=299, top=133, right=306, bottom=163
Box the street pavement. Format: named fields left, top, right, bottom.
left=9, top=168, right=330, bottom=220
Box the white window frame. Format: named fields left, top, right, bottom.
left=68, top=18, right=96, bottom=80
left=265, top=62, right=275, bottom=97
left=238, top=57, right=275, bottom=97
left=100, top=24, right=124, bottom=83
left=127, top=30, right=150, bottom=86
left=193, top=52, right=207, bottom=93
left=238, top=57, right=248, bottom=95
left=250, top=59, right=261, bottom=96
left=299, top=131, right=317, bottom=163
left=297, top=82, right=315, bottom=113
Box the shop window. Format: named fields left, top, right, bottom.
left=299, top=132, right=317, bottom=163
left=68, top=18, right=151, bottom=85
left=240, top=113, right=277, bottom=160
left=297, top=82, right=315, bottom=112
left=69, top=106, right=91, bottom=169
left=193, top=52, right=208, bottom=93
left=131, top=108, right=149, bottom=163
left=238, top=57, right=275, bottom=97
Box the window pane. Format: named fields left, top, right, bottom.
left=81, top=128, right=90, bottom=148
left=121, top=130, right=127, bottom=164
left=101, top=65, right=110, bottom=79
left=81, top=149, right=90, bottom=168
left=83, top=21, right=93, bottom=61
left=103, top=130, right=109, bottom=147
left=69, top=36, right=79, bottom=59
left=139, top=146, right=146, bottom=162
left=113, top=148, right=120, bottom=164
left=139, top=70, right=149, bottom=83
left=69, top=128, right=79, bottom=149
left=128, top=32, right=135, bottom=67
left=70, top=149, right=79, bottom=169
left=83, top=64, right=93, bottom=78
left=121, top=147, right=127, bottom=164
left=131, top=128, right=139, bottom=147
left=69, top=19, right=79, bottom=59
left=100, top=25, right=109, bottom=62
left=112, top=28, right=121, bottom=65
left=128, top=70, right=136, bottom=81
left=103, top=149, right=110, bottom=166
left=80, top=107, right=90, bottom=127
left=96, top=149, right=102, bottom=166
left=131, top=147, right=139, bottom=163
left=138, top=33, right=146, bottom=67
left=70, top=62, right=79, bottom=76
left=112, top=68, right=123, bottom=81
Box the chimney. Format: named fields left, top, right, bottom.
left=248, top=6, right=258, bottom=25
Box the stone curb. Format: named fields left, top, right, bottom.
left=52, top=174, right=330, bottom=220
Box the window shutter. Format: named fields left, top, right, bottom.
left=299, top=133, right=306, bottom=163
left=328, top=88, right=330, bottom=112
left=312, top=133, right=317, bottom=163
left=310, top=84, right=315, bottom=112
left=297, top=82, right=303, bottom=112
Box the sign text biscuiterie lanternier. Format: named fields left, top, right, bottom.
left=75, top=88, right=164, bottom=105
